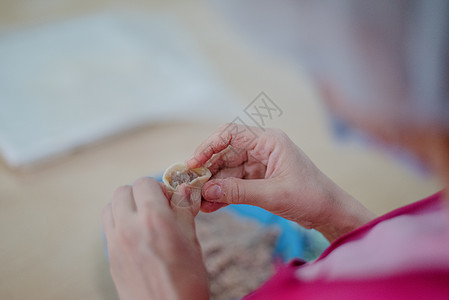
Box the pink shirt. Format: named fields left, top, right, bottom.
left=245, top=192, right=449, bottom=299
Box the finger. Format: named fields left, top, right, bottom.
left=101, top=203, right=115, bottom=237
left=111, top=185, right=136, bottom=222
left=132, top=177, right=172, bottom=216
left=171, top=185, right=198, bottom=241
left=202, top=178, right=277, bottom=206
left=212, top=166, right=244, bottom=179
left=211, top=162, right=266, bottom=180
left=186, top=123, right=261, bottom=168
left=200, top=200, right=228, bottom=213
left=170, top=184, right=197, bottom=214
left=157, top=181, right=173, bottom=200
left=207, top=147, right=247, bottom=175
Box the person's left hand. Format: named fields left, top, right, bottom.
left=101, top=177, right=209, bottom=300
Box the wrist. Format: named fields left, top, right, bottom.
left=314, top=181, right=376, bottom=243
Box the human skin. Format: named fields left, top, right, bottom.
left=102, top=122, right=448, bottom=300
left=186, top=125, right=377, bottom=242
left=101, top=124, right=378, bottom=300
left=101, top=179, right=209, bottom=300
left=102, top=83, right=448, bottom=300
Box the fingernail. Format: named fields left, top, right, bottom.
left=205, top=184, right=222, bottom=200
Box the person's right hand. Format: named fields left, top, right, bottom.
left=187, top=124, right=375, bottom=242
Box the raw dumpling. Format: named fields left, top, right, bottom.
left=163, top=163, right=212, bottom=191
left=163, top=163, right=212, bottom=212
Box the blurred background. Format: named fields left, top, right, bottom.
left=0, top=0, right=442, bottom=299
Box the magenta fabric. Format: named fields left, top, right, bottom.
left=244, top=192, right=449, bottom=299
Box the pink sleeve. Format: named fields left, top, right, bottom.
left=246, top=193, right=449, bottom=299
left=244, top=261, right=449, bottom=300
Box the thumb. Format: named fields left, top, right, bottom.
left=171, top=184, right=201, bottom=215
left=171, top=185, right=201, bottom=241
left=202, top=178, right=275, bottom=206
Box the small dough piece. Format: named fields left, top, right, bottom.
left=163, top=163, right=212, bottom=191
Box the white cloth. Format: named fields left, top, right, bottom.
left=0, top=12, right=240, bottom=168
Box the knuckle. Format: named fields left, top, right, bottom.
left=113, top=185, right=131, bottom=198
left=133, top=177, right=152, bottom=188
left=218, top=123, right=235, bottom=139
left=225, top=178, right=244, bottom=204
left=206, top=141, right=219, bottom=153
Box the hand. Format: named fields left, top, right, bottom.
left=101, top=178, right=209, bottom=300
left=187, top=124, right=375, bottom=242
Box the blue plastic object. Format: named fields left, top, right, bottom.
left=223, top=204, right=328, bottom=262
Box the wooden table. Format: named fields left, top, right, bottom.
left=0, top=1, right=440, bottom=299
